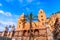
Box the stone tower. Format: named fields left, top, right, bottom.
left=38, top=9, right=46, bottom=25
left=47, top=12, right=60, bottom=32
left=16, top=13, right=26, bottom=31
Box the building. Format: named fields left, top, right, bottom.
left=0, top=9, right=60, bottom=40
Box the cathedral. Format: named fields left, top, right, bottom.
left=0, top=9, right=60, bottom=40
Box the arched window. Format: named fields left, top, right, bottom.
left=41, top=15, right=43, bottom=17
left=40, top=11, right=42, bottom=13
left=41, top=19, right=44, bottom=21
left=23, top=30, right=29, bottom=36
left=34, top=29, right=39, bottom=36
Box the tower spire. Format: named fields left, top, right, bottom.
left=16, top=13, right=26, bottom=31
left=38, top=9, right=46, bottom=24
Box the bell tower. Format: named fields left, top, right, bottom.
left=16, top=13, right=26, bottom=31
left=38, top=9, right=46, bottom=24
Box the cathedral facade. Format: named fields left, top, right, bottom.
left=0, top=9, right=60, bottom=40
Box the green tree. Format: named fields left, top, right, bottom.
left=25, top=13, right=38, bottom=40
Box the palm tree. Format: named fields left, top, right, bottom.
left=25, top=13, right=38, bottom=40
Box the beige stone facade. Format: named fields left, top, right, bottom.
left=0, top=9, right=60, bottom=40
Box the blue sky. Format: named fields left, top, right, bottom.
left=0, top=0, right=60, bottom=31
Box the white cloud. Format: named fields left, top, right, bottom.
left=0, top=3, right=2, bottom=6
left=0, top=20, right=16, bottom=31
left=0, top=10, right=4, bottom=13
left=0, top=27, right=4, bottom=31
left=5, top=12, right=12, bottom=16
left=0, top=10, right=12, bottom=16
left=0, top=20, right=16, bottom=27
